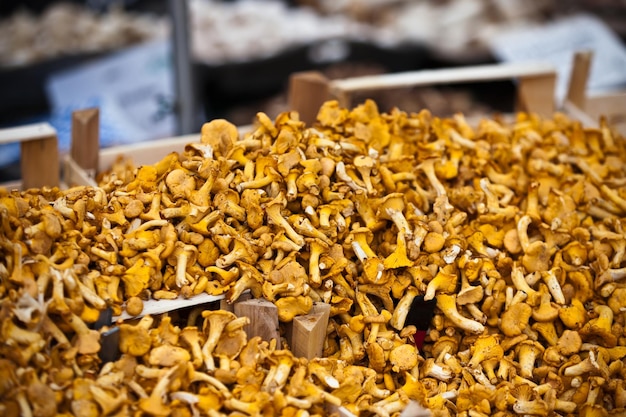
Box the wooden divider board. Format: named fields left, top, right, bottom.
left=289, top=61, right=557, bottom=126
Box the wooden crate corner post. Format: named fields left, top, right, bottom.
left=516, top=72, right=557, bottom=118
left=71, top=108, right=100, bottom=173
left=64, top=108, right=100, bottom=187
left=286, top=302, right=331, bottom=360
left=566, top=50, right=594, bottom=109
left=288, top=71, right=331, bottom=126
left=233, top=298, right=281, bottom=349
left=0, top=123, right=59, bottom=190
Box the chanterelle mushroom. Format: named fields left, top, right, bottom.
left=3, top=99, right=626, bottom=417
left=200, top=118, right=238, bottom=157
left=376, top=193, right=412, bottom=237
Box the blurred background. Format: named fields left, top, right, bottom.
left=1, top=0, right=626, bottom=181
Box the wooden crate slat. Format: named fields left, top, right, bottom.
left=330, top=62, right=555, bottom=93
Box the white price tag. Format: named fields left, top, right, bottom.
left=46, top=40, right=175, bottom=148
left=490, top=14, right=626, bottom=105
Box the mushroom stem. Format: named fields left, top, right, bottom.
left=308, top=239, right=328, bottom=286
left=559, top=154, right=604, bottom=185
left=596, top=266, right=626, bottom=288
left=176, top=249, right=190, bottom=288
left=336, top=162, right=366, bottom=192
left=516, top=341, right=544, bottom=378
left=41, top=315, right=70, bottom=347
left=290, top=215, right=332, bottom=245
left=563, top=349, right=607, bottom=378
left=354, top=155, right=375, bottom=195
left=263, top=351, right=295, bottom=392
left=377, top=193, right=412, bottom=237
left=435, top=294, right=485, bottom=334
left=265, top=194, right=305, bottom=247
left=516, top=215, right=533, bottom=253
left=351, top=228, right=377, bottom=260
left=15, top=390, right=33, bottom=417
left=216, top=238, right=254, bottom=269
left=525, top=182, right=541, bottom=221
left=448, top=129, right=476, bottom=149
left=139, top=364, right=184, bottom=417
left=424, top=267, right=458, bottom=301
left=237, top=173, right=277, bottom=192
left=510, top=263, right=538, bottom=301
left=541, top=267, right=565, bottom=305
left=419, top=158, right=446, bottom=197
left=600, top=184, right=626, bottom=213
left=201, top=311, right=236, bottom=371
left=66, top=313, right=100, bottom=355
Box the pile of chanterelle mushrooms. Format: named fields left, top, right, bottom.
left=1, top=99, right=626, bottom=416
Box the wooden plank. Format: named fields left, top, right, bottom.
left=0, top=123, right=56, bottom=145
left=97, top=134, right=199, bottom=171
left=584, top=91, right=626, bottom=118
left=585, top=91, right=626, bottom=135
left=234, top=298, right=281, bottom=348
left=516, top=73, right=557, bottom=117
left=21, top=134, right=59, bottom=189
left=71, top=108, right=100, bottom=175
left=63, top=154, right=98, bottom=188
left=288, top=71, right=331, bottom=126
left=323, top=62, right=557, bottom=114
left=330, top=62, right=555, bottom=94
left=287, top=302, right=330, bottom=359
left=562, top=100, right=598, bottom=128
left=97, top=125, right=252, bottom=172
left=566, top=51, right=593, bottom=109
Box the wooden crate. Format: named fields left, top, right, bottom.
left=7, top=52, right=617, bottom=192
left=0, top=58, right=613, bottom=417
left=0, top=58, right=597, bottom=318
left=4, top=59, right=598, bottom=193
